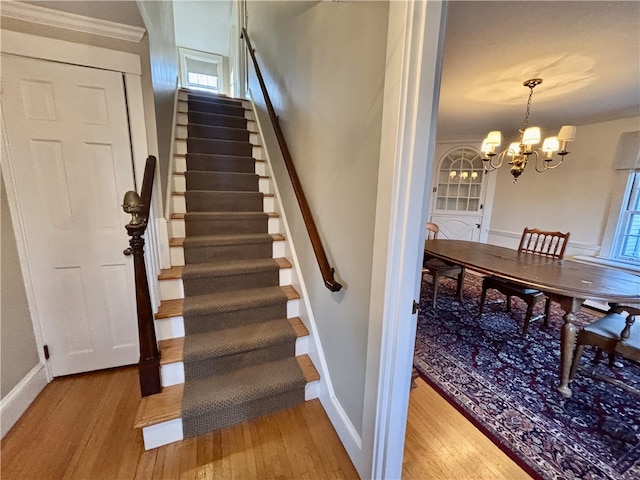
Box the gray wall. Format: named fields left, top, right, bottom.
left=137, top=1, right=180, bottom=211
left=245, top=0, right=390, bottom=435
left=1, top=174, right=40, bottom=398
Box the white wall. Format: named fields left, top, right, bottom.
left=137, top=1, right=180, bottom=210
left=173, top=0, right=233, bottom=57
left=244, top=0, right=390, bottom=436
left=486, top=115, right=640, bottom=256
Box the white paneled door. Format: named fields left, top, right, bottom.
left=1, top=55, right=139, bottom=376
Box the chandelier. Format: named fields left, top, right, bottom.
left=480, top=78, right=576, bottom=182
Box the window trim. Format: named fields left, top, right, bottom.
left=594, top=169, right=640, bottom=272
left=178, top=47, right=225, bottom=94
left=611, top=171, right=640, bottom=263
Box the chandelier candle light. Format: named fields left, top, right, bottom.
left=480, top=78, right=576, bottom=182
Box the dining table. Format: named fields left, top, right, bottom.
left=424, top=239, right=640, bottom=397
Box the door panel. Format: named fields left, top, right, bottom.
left=1, top=54, right=139, bottom=376
left=429, top=214, right=481, bottom=241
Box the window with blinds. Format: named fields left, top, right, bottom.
left=178, top=48, right=224, bottom=94
left=615, top=171, right=640, bottom=262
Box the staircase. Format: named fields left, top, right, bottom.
left=134, top=89, right=320, bottom=449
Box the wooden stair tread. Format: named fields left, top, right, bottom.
left=158, top=258, right=291, bottom=280
left=134, top=384, right=183, bottom=428
left=177, top=98, right=251, bottom=112
left=297, top=354, right=320, bottom=383
left=288, top=317, right=309, bottom=337
left=135, top=353, right=319, bottom=430
left=158, top=317, right=307, bottom=366
left=171, top=211, right=278, bottom=220
left=159, top=266, right=183, bottom=280
left=173, top=171, right=270, bottom=179
left=176, top=121, right=258, bottom=135
left=156, top=298, right=183, bottom=319
left=159, top=337, right=184, bottom=365
left=173, top=153, right=263, bottom=161
left=172, top=191, right=275, bottom=197
left=156, top=286, right=299, bottom=319
left=169, top=233, right=285, bottom=247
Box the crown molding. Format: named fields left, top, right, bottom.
left=0, top=1, right=146, bottom=43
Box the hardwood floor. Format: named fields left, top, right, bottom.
left=403, top=377, right=531, bottom=479
left=1, top=366, right=357, bottom=480
left=1, top=366, right=531, bottom=479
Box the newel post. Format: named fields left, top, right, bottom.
left=123, top=191, right=161, bottom=397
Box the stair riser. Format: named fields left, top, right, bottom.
left=184, top=389, right=305, bottom=440
left=159, top=336, right=308, bottom=387
left=184, top=303, right=287, bottom=335
left=154, top=298, right=300, bottom=342
left=185, top=193, right=264, bottom=212
left=174, top=139, right=263, bottom=160
left=178, top=100, right=253, bottom=119
left=175, top=155, right=265, bottom=175
left=141, top=383, right=317, bottom=451
left=183, top=270, right=279, bottom=296
left=185, top=340, right=295, bottom=379
left=170, top=238, right=285, bottom=266
left=160, top=268, right=292, bottom=300
left=178, top=90, right=246, bottom=105
left=187, top=138, right=253, bottom=157
left=140, top=375, right=319, bottom=450
left=188, top=99, right=245, bottom=118
left=172, top=194, right=274, bottom=215
left=186, top=111, right=247, bottom=129
left=185, top=217, right=268, bottom=236
left=170, top=216, right=280, bottom=238
left=173, top=175, right=271, bottom=194
left=185, top=173, right=259, bottom=193
left=184, top=94, right=246, bottom=109
left=178, top=125, right=248, bottom=142
left=177, top=125, right=260, bottom=144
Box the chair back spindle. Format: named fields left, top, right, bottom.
left=518, top=227, right=570, bottom=259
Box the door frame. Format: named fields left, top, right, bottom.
left=362, top=1, right=448, bottom=478
left=1, top=30, right=152, bottom=381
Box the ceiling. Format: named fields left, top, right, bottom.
left=436, top=1, right=640, bottom=140
left=20, top=1, right=639, bottom=143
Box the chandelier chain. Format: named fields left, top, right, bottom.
left=522, top=86, right=535, bottom=133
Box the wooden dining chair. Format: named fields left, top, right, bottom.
left=422, top=223, right=465, bottom=309
left=570, top=305, right=640, bottom=379
left=478, top=227, right=570, bottom=336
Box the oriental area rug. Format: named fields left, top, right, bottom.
left=414, top=274, right=640, bottom=480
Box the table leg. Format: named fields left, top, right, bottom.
left=556, top=296, right=585, bottom=398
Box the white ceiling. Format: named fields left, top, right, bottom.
left=436, top=1, right=640, bottom=140
left=21, top=1, right=639, bottom=143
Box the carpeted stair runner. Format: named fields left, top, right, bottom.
left=179, top=92, right=305, bottom=438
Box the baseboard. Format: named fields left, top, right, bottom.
left=318, top=386, right=364, bottom=475
left=1, top=363, right=48, bottom=438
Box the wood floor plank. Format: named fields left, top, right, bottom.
left=2, top=365, right=533, bottom=480
left=402, top=377, right=532, bottom=479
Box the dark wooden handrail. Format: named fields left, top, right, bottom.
left=241, top=28, right=342, bottom=292
left=122, top=155, right=161, bottom=397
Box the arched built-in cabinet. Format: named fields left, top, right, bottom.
left=429, top=144, right=496, bottom=242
